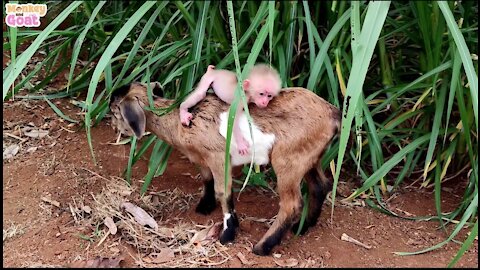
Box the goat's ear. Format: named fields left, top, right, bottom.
left=149, top=81, right=162, bottom=90
left=119, top=98, right=146, bottom=139
left=141, top=81, right=163, bottom=90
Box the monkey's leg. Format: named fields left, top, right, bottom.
left=232, top=103, right=250, bottom=156
left=195, top=166, right=217, bottom=215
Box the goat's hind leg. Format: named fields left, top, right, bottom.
left=253, top=169, right=303, bottom=256
left=291, top=166, right=332, bottom=235
left=195, top=166, right=217, bottom=215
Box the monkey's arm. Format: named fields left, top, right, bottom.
left=180, top=73, right=215, bottom=110
left=179, top=67, right=216, bottom=126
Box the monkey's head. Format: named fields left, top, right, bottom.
left=109, top=82, right=162, bottom=139
left=243, top=64, right=282, bottom=108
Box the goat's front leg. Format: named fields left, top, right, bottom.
left=211, top=165, right=239, bottom=244
left=195, top=166, right=217, bottom=215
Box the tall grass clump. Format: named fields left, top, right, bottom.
left=3, top=1, right=477, bottom=266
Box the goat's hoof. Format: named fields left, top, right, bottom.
left=291, top=222, right=309, bottom=235
left=252, top=243, right=272, bottom=256
left=219, top=229, right=236, bottom=244
left=195, top=200, right=217, bottom=215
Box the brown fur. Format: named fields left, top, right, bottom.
left=110, top=82, right=341, bottom=255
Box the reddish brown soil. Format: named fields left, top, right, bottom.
left=2, top=95, right=478, bottom=268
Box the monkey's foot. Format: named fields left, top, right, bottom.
left=236, top=137, right=250, bottom=156
left=180, top=111, right=193, bottom=126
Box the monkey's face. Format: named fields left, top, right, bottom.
left=247, top=74, right=281, bottom=108
left=252, top=91, right=273, bottom=108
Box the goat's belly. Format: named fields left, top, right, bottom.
left=218, top=112, right=275, bottom=166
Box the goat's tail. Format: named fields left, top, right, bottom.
left=332, top=108, right=353, bottom=150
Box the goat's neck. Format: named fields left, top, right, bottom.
left=137, top=95, right=181, bottom=146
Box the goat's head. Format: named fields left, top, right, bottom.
left=109, top=82, right=162, bottom=139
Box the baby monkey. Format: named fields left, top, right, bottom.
left=180, top=64, right=282, bottom=155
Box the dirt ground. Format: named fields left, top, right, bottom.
left=2, top=90, right=478, bottom=268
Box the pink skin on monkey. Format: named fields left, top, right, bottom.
left=179, top=64, right=281, bottom=156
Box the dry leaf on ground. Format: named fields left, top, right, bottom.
left=104, top=216, right=117, bottom=235
left=68, top=256, right=124, bottom=268
left=142, top=248, right=175, bottom=264
left=26, top=146, right=38, bottom=153
left=190, top=222, right=222, bottom=246
left=24, top=129, right=49, bottom=138
left=274, top=258, right=298, bottom=267
left=41, top=196, right=60, bottom=208
left=340, top=233, right=372, bottom=249
left=3, top=144, right=20, bottom=160
left=121, top=202, right=158, bottom=230
left=82, top=205, right=92, bottom=214
left=237, top=252, right=255, bottom=265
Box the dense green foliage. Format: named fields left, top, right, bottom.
left=3, top=1, right=477, bottom=266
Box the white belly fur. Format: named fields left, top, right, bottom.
left=219, top=111, right=275, bottom=166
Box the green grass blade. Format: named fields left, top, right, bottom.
left=284, top=1, right=297, bottom=78
left=216, top=2, right=268, bottom=69
left=306, top=8, right=350, bottom=90
left=113, top=2, right=166, bottom=90
left=67, top=1, right=106, bottom=92
left=438, top=1, right=478, bottom=130
left=141, top=141, right=171, bottom=195
left=268, top=1, right=275, bottom=64
left=125, top=136, right=137, bottom=185
left=3, top=1, right=82, bottom=100
left=423, top=77, right=448, bottom=179
left=434, top=155, right=445, bottom=232
left=84, top=1, right=156, bottom=163
left=180, top=1, right=209, bottom=97
left=395, top=192, right=478, bottom=256
left=225, top=0, right=244, bottom=194
left=44, top=98, right=79, bottom=123
left=347, top=133, right=430, bottom=199
left=332, top=1, right=391, bottom=218
left=443, top=49, right=462, bottom=144
left=372, top=61, right=452, bottom=114
left=302, top=1, right=315, bottom=71
left=8, top=16, right=17, bottom=96
left=448, top=220, right=478, bottom=268
left=154, top=147, right=172, bottom=177
left=174, top=1, right=195, bottom=30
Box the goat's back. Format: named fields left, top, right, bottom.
left=186, top=87, right=341, bottom=155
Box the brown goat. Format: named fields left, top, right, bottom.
left=109, top=82, right=341, bottom=255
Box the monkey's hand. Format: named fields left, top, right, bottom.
left=180, top=110, right=193, bottom=126
left=236, top=136, right=250, bottom=156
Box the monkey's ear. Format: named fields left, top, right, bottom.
left=243, top=79, right=250, bottom=90
left=119, top=98, right=146, bottom=139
